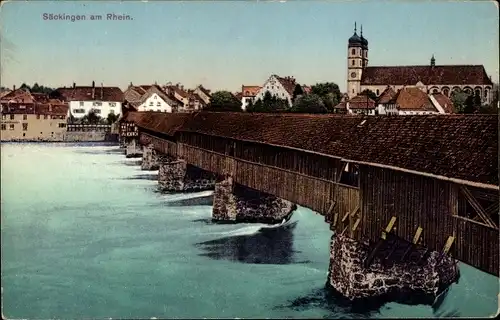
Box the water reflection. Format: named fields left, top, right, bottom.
left=196, top=221, right=299, bottom=264
left=119, top=173, right=158, bottom=180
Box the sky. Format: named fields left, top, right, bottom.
left=0, top=0, right=498, bottom=93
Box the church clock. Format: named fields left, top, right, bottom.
left=350, top=72, right=356, bottom=78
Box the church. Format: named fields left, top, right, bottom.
left=346, top=23, right=494, bottom=105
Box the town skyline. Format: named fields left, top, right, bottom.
left=1, top=0, right=499, bottom=92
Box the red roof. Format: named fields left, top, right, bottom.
left=242, top=86, right=261, bottom=97
left=361, top=65, right=493, bottom=86
left=1, top=102, right=68, bottom=116
left=275, top=76, right=297, bottom=95
left=432, top=93, right=455, bottom=113
left=55, top=86, right=124, bottom=102
left=377, top=87, right=398, bottom=104
left=347, top=95, right=376, bottom=109
left=395, top=87, right=436, bottom=111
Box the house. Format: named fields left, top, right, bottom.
left=376, top=86, right=398, bottom=115
left=163, top=84, right=190, bottom=111
left=334, top=94, right=377, bottom=115
left=193, top=85, right=212, bottom=105
left=254, top=75, right=298, bottom=107
left=346, top=22, right=494, bottom=104
left=1, top=101, right=69, bottom=141
left=392, top=87, right=454, bottom=115
left=124, top=84, right=180, bottom=113
left=53, top=82, right=124, bottom=119
left=240, top=85, right=261, bottom=110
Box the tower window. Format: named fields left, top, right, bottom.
left=352, top=60, right=355, bottom=66
left=351, top=49, right=355, bottom=55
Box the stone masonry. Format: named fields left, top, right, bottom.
left=141, top=144, right=160, bottom=171
left=326, top=233, right=460, bottom=304
left=125, top=138, right=143, bottom=158
left=212, top=176, right=297, bottom=224
left=158, top=159, right=217, bottom=193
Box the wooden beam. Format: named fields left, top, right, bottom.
left=335, top=162, right=347, bottom=183
left=442, top=236, right=455, bottom=255
left=412, top=227, right=423, bottom=244
left=352, top=218, right=361, bottom=231
left=341, top=211, right=350, bottom=223
left=382, top=216, right=397, bottom=240
left=327, top=200, right=336, bottom=215
left=350, top=205, right=360, bottom=217
left=340, top=225, right=349, bottom=236
left=460, top=186, right=496, bottom=228
left=485, top=202, right=499, bottom=216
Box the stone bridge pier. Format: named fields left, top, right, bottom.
left=212, top=176, right=297, bottom=224
left=326, top=233, right=460, bottom=304
left=158, top=159, right=217, bottom=193
left=141, top=144, right=164, bottom=171
left=125, top=138, right=143, bottom=158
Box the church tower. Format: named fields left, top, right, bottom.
left=347, top=22, right=365, bottom=98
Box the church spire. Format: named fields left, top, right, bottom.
left=354, top=21, right=357, bottom=34
left=431, top=54, right=435, bottom=67
left=360, top=24, right=363, bottom=37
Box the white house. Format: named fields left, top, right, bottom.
left=240, top=85, right=261, bottom=110
left=134, top=85, right=180, bottom=112
left=55, top=82, right=124, bottom=119
left=254, top=75, right=297, bottom=107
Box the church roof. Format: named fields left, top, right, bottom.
left=348, top=32, right=363, bottom=46
left=360, top=65, right=492, bottom=86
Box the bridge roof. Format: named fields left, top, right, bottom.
left=180, top=113, right=498, bottom=188
left=123, top=112, right=192, bottom=136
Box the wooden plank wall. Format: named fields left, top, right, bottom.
left=140, top=132, right=178, bottom=157
left=179, top=132, right=340, bottom=181
left=359, top=164, right=499, bottom=276
left=178, top=143, right=359, bottom=217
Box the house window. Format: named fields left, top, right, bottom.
left=91, top=108, right=101, bottom=114
left=1, top=124, right=5, bottom=130
left=109, top=109, right=115, bottom=114
left=157, top=102, right=161, bottom=106
left=10, top=114, right=14, bottom=120
left=352, top=89, right=354, bottom=93
left=351, top=60, right=355, bottom=66
left=36, top=114, right=40, bottom=119
left=109, top=102, right=116, bottom=107
left=58, top=123, right=67, bottom=128
left=376, top=89, right=380, bottom=95
left=1, top=115, right=5, bottom=120
left=9, top=124, right=14, bottom=130
left=44, top=115, right=48, bottom=119
left=22, top=123, right=28, bottom=131
left=92, top=102, right=102, bottom=107
left=79, top=101, right=84, bottom=106
left=154, top=95, right=157, bottom=99
left=149, top=102, right=153, bottom=106
left=22, top=114, right=27, bottom=120
left=485, top=90, right=488, bottom=98
left=351, top=48, right=355, bottom=55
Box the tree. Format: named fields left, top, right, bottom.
left=107, top=112, right=119, bottom=125
left=310, top=82, right=342, bottom=111
left=463, top=95, right=475, bottom=114
left=205, top=91, right=242, bottom=112
left=361, top=89, right=378, bottom=102
left=292, top=84, right=305, bottom=101
left=473, top=91, right=482, bottom=108
left=86, top=110, right=100, bottom=124
left=450, top=90, right=468, bottom=113
left=247, top=91, right=289, bottom=113
left=290, top=94, right=328, bottom=114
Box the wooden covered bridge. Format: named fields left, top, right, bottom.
left=120, top=112, right=499, bottom=277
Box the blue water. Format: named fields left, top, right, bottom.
left=1, top=143, right=498, bottom=318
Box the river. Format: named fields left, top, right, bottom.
left=1, top=143, right=498, bottom=318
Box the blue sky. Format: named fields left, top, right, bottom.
left=0, top=0, right=498, bottom=92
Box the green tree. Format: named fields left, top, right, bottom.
left=19, top=83, right=30, bottom=91
left=107, top=112, right=120, bottom=125
left=473, top=91, right=482, bottom=107
left=205, top=91, right=242, bottom=112
left=310, top=82, right=342, bottom=111
left=290, top=94, right=328, bottom=114
left=248, top=91, right=289, bottom=113
left=463, top=95, right=475, bottom=114
left=292, top=84, right=305, bottom=101
left=450, top=90, right=468, bottom=113
left=361, top=89, right=378, bottom=102
left=86, top=110, right=100, bottom=124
